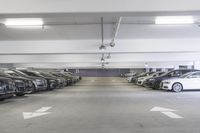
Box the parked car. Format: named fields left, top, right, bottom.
left=161, top=71, right=200, bottom=92
left=143, top=72, right=166, bottom=87
left=65, top=71, right=82, bottom=81
left=38, top=71, right=67, bottom=88
left=2, top=70, right=34, bottom=94
left=63, top=72, right=80, bottom=83
left=50, top=72, right=73, bottom=85
left=137, top=72, right=165, bottom=86
left=127, top=76, right=134, bottom=83
left=150, top=69, right=199, bottom=90
left=123, top=72, right=137, bottom=77
left=132, top=72, right=154, bottom=84
left=12, top=70, right=48, bottom=92
left=19, top=70, right=58, bottom=90
left=0, top=71, right=30, bottom=96
left=0, top=77, right=15, bottom=100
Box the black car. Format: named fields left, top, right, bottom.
left=50, top=72, right=73, bottom=86
left=143, top=72, right=166, bottom=87
left=150, top=69, right=199, bottom=89
left=3, top=70, right=34, bottom=94
left=13, top=70, right=48, bottom=92
left=19, top=70, right=58, bottom=90
left=38, top=71, right=66, bottom=88
left=0, top=77, right=15, bottom=100
left=0, top=71, right=30, bottom=96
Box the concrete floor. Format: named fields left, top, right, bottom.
left=1, top=77, right=200, bottom=133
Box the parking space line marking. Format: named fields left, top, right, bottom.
left=23, top=106, right=52, bottom=120
left=36, top=107, right=52, bottom=113
left=162, top=112, right=183, bottom=119
left=151, top=106, right=183, bottom=119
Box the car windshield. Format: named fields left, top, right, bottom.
left=40, top=72, right=53, bottom=77
left=21, top=71, right=40, bottom=77
left=4, top=71, right=20, bottom=77
left=149, top=72, right=156, bottom=76
left=159, top=71, right=173, bottom=77
left=180, top=72, right=193, bottom=78
left=0, top=71, right=10, bottom=77
left=15, top=70, right=29, bottom=77
left=53, top=73, right=64, bottom=77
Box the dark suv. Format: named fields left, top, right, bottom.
left=0, top=77, right=15, bottom=100
left=150, top=69, right=199, bottom=89
left=19, top=70, right=58, bottom=90
left=4, top=70, right=34, bottom=94
left=0, top=71, right=30, bottom=96
left=13, top=70, right=48, bottom=92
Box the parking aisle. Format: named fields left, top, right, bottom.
left=0, top=77, right=200, bottom=133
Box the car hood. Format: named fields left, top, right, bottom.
left=162, top=77, right=182, bottom=82
left=0, top=76, right=13, bottom=81
left=5, top=76, right=31, bottom=81
left=21, top=75, right=45, bottom=81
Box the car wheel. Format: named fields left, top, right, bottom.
left=16, top=93, right=25, bottom=96
left=172, top=83, right=183, bottom=92
left=0, top=98, right=5, bottom=101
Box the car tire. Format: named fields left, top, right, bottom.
left=0, top=98, right=5, bottom=101
left=172, top=83, right=183, bottom=92
left=16, top=93, right=25, bottom=96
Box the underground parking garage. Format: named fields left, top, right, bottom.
left=1, top=0, right=200, bottom=133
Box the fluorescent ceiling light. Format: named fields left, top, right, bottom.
left=4, top=18, right=44, bottom=26
left=145, top=63, right=148, bottom=68
left=155, top=16, right=194, bottom=25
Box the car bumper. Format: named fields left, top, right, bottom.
left=137, top=80, right=144, bottom=85
left=160, top=83, right=172, bottom=90
left=35, top=85, right=47, bottom=91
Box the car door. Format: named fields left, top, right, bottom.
left=186, top=72, right=200, bottom=90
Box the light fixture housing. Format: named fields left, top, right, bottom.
left=101, top=57, right=105, bottom=63
left=145, top=63, right=149, bottom=68
left=99, top=45, right=106, bottom=51
left=4, top=18, right=44, bottom=27
left=106, top=53, right=111, bottom=59
left=155, top=16, right=194, bottom=25
left=110, top=42, right=116, bottom=47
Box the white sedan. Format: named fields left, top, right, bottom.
left=161, top=71, right=200, bottom=92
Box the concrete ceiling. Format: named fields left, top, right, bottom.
left=0, top=16, right=200, bottom=40
left=0, top=0, right=200, bottom=69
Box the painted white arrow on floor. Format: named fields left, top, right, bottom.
left=151, top=106, right=183, bottom=119
left=23, top=107, right=52, bottom=120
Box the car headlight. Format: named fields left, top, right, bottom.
left=28, top=80, right=33, bottom=86
left=34, top=79, right=42, bottom=85
left=149, top=78, right=155, bottom=81
left=57, top=79, right=62, bottom=83
left=36, top=79, right=41, bottom=82
left=14, top=80, right=23, bottom=83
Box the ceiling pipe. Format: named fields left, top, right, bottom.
left=109, top=17, right=122, bottom=47
left=99, top=17, right=106, bottom=51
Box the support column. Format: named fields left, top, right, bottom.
left=193, top=61, right=200, bottom=70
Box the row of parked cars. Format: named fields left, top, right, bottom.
left=126, top=69, right=200, bottom=92
left=0, top=69, right=81, bottom=100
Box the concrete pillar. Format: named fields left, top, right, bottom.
left=152, top=68, right=157, bottom=72
left=161, top=68, right=166, bottom=72
left=193, top=61, right=200, bottom=70
left=174, top=65, right=179, bottom=69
